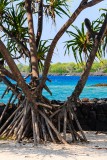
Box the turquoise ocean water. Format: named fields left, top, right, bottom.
left=0, top=75, right=107, bottom=103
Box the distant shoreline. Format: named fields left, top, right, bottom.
left=22, top=72, right=107, bottom=77
left=49, top=72, right=107, bottom=76
left=48, top=71, right=107, bottom=76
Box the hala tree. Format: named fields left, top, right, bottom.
left=64, top=8, right=107, bottom=101
left=70, top=13, right=107, bottom=101
left=0, top=0, right=106, bottom=145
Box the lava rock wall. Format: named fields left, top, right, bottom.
left=76, top=99, right=107, bottom=131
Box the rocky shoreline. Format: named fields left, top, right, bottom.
left=22, top=72, right=107, bottom=77
left=48, top=71, right=107, bottom=76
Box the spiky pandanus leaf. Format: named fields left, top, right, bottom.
left=0, top=0, right=10, bottom=18
left=64, top=23, right=93, bottom=63
left=37, top=40, right=50, bottom=71
left=64, top=14, right=106, bottom=64
left=45, top=0, right=70, bottom=22
left=1, top=5, right=28, bottom=57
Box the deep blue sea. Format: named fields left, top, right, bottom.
left=0, top=75, right=107, bottom=103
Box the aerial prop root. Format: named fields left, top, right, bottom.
left=0, top=97, right=87, bottom=144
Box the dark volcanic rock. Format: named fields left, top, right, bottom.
left=90, top=98, right=99, bottom=103
left=77, top=101, right=107, bottom=131
left=96, top=121, right=107, bottom=131
left=0, top=103, right=5, bottom=107
left=92, top=83, right=107, bottom=87
left=0, top=103, right=17, bottom=127
left=1, top=99, right=107, bottom=131
left=51, top=99, right=107, bottom=131
left=51, top=100, right=64, bottom=105
left=0, top=103, right=6, bottom=115
left=102, top=103, right=107, bottom=113
left=81, top=98, right=89, bottom=102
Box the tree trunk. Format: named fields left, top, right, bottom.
left=35, top=0, right=43, bottom=49
left=25, top=0, right=39, bottom=80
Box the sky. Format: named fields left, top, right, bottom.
left=39, top=0, right=107, bottom=64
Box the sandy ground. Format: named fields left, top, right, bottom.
left=0, top=131, right=107, bottom=160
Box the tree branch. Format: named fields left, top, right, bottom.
left=1, top=78, right=18, bottom=95
left=0, top=40, right=37, bottom=105
left=39, top=0, right=104, bottom=91
left=0, top=67, right=16, bottom=81
left=35, top=0, right=43, bottom=48
left=83, top=0, right=104, bottom=7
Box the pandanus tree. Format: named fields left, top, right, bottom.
left=0, top=0, right=106, bottom=145
left=65, top=8, right=107, bottom=102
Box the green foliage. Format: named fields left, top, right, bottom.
left=49, top=60, right=107, bottom=74
left=49, top=62, right=84, bottom=74
left=37, top=40, right=50, bottom=71
left=3, top=5, right=28, bottom=56
left=64, top=9, right=107, bottom=64
left=0, top=0, right=11, bottom=19
left=5, top=59, right=107, bottom=74
left=90, top=62, right=101, bottom=72
left=49, top=62, right=68, bottom=74
left=5, top=63, right=30, bottom=73
left=64, top=23, right=93, bottom=63
left=17, top=64, right=30, bottom=73
left=45, top=0, right=70, bottom=21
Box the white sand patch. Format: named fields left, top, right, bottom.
left=0, top=131, right=107, bottom=160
